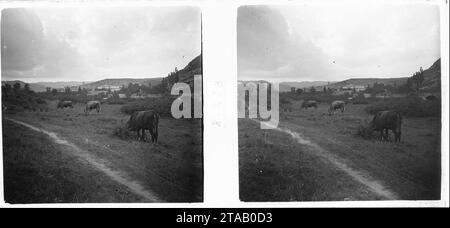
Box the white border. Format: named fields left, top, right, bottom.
left=0, top=0, right=448, bottom=208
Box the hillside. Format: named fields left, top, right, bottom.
left=280, top=81, right=333, bottom=92
left=80, top=78, right=163, bottom=90
left=420, top=58, right=441, bottom=92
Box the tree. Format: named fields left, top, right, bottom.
left=64, top=86, right=71, bottom=94
left=52, top=88, right=58, bottom=96
left=46, top=87, right=52, bottom=93
left=309, top=86, right=316, bottom=94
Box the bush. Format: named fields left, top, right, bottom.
left=355, top=123, right=375, bottom=139
left=106, top=97, right=127, bottom=105
left=351, top=98, right=369, bottom=105
left=365, top=96, right=440, bottom=117
left=120, top=96, right=176, bottom=117
left=114, top=125, right=131, bottom=140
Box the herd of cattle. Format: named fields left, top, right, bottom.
left=56, top=100, right=160, bottom=143
left=298, top=99, right=402, bottom=142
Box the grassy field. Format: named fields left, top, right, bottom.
left=239, top=100, right=441, bottom=201
left=2, top=101, right=203, bottom=203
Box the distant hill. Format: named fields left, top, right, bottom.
left=170, top=54, right=202, bottom=85
left=35, top=81, right=91, bottom=89
left=80, top=77, right=163, bottom=90
left=280, top=81, right=333, bottom=92
left=245, top=58, right=441, bottom=94
left=419, top=58, right=440, bottom=92
left=326, top=59, right=441, bottom=91
left=1, top=80, right=47, bottom=92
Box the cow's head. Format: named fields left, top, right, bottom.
left=367, top=120, right=376, bottom=130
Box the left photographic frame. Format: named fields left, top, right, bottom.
left=1, top=6, right=203, bottom=203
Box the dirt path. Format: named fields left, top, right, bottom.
left=5, top=117, right=161, bottom=202
left=258, top=120, right=398, bottom=200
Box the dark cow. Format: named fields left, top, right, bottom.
left=426, top=95, right=438, bottom=101
left=57, top=100, right=73, bottom=109
left=301, top=100, right=318, bottom=109
left=328, top=100, right=345, bottom=115
left=85, top=101, right=101, bottom=115
left=370, top=110, right=402, bottom=142
left=126, top=110, right=160, bottom=143
left=280, top=98, right=292, bottom=112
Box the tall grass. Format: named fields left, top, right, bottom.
left=120, top=96, right=176, bottom=117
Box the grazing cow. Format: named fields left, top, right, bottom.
left=84, top=101, right=101, bottom=115
left=126, top=110, right=160, bottom=143
left=301, top=100, right=318, bottom=109
left=328, top=100, right=345, bottom=115
left=370, top=110, right=402, bottom=142
left=57, top=101, right=73, bottom=109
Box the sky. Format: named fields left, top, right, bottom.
left=1, top=7, right=201, bottom=82
left=237, top=4, right=441, bottom=82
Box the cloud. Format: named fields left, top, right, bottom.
left=1, top=9, right=45, bottom=72
left=238, top=4, right=440, bottom=82
left=1, top=7, right=201, bottom=82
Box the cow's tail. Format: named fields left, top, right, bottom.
left=154, top=112, right=160, bottom=143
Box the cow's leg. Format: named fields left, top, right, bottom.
left=150, top=128, right=155, bottom=143
left=384, top=129, right=389, bottom=142
left=141, top=129, right=146, bottom=142
left=394, top=129, right=401, bottom=143
left=136, top=130, right=141, bottom=141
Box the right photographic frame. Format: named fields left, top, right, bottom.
left=237, top=4, right=442, bottom=201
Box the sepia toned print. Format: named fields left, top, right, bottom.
left=238, top=4, right=441, bottom=201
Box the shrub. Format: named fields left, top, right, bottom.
left=106, top=97, right=126, bottom=105
left=365, top=96, right=440, bottom=117
left=120, top=96, right=176, bottom=117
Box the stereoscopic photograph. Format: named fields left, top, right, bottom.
left=238, top=4, right=441, bottom=201
left=1, top=7, right=203, bottom=203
